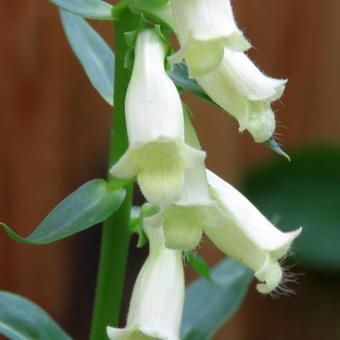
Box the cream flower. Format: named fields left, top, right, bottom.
left=205, top=170, right=302, bottom=293
left=151, top=157, right=226, bottom=250
left=107, top=219, right=184, bottom=340
left=197, top=49, right=286, bottom=142
left=110, top=28, right=203, bottom=205
left=169, top=0, right=250, bottom=77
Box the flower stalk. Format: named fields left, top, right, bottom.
left=90, top=9, right=139, bottom=340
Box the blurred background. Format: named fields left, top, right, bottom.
left=1, top=0, right=340, bottom=339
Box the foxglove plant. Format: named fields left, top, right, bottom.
left=0, top=1, right=302, bottom=340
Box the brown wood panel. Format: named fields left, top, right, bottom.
left=0, top=1, right=111, bottom=337
left=1, top=0, right=340, bottom=339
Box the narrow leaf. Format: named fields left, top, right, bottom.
left=0, top=291, right=71, bottom=340
left=60, top=10, right=114, bottom=105
left=1, top=179, right=125, bottom=244
left=49, top=0, right=113, bottom=20
left=181, top=258, right=253, bottom=340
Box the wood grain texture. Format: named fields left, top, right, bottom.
left=0, top=1, right=111, bottom=338
left=1, top=0, right=340, bottom=339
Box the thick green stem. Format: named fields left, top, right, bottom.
left=90, top=10, right=138, bottom=340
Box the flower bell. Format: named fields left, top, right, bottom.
left=205, top=170, right=302, bottom=293
left=196, top=50, right=286, bottom=142
left=169, top=0, right=286, bottom=142
left=153, top=156, right=226, bottom=250
left=110, top=28, right=203, bottom=206
left=107, top=218, right=184, bottom=340
left=151, top=110, right=227, bottom=250
left=169, top=0, right=250, bottom=77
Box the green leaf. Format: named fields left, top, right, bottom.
left=184, top=251, right=212, bottom=281
left=243, top=145, right=340, bottom=272
left=49, top=0, right=113, bottom=20
left=60, top=10, right=114, bottom=105
left=168, top=63, right=213, bottom=104
left=1, top=179, right=125, bottom=244
left=0, top=291, right=71, bottom=340
left=181, top=258, right=253, bottom=340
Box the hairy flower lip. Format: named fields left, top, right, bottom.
left=205, top=170, right=302, bottom=293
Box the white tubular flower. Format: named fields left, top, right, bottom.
left=169, top=0, right=250, bottom=77
left=205, top=170, right=302, bottom=294
left=107, top=219, right=184, bottom=340
left=110, top=28, right=203, bottom=206
left=197, top=50, right=286, bottom=142
left=160, top=156, right=226, bottom=250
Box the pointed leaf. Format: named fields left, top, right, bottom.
left=0, top=291, right=71, bottom=340
left=181, top=258, right=252, bottom=340
left=1, top=179, right=125, bottom=244
left=60, top=10, right=114, bottom=105
left=49, top=0, right=113, bottom=20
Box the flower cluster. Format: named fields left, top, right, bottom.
left=169, top=0, right=286, bottom=143
left=107, top=1, right=301, bottom=339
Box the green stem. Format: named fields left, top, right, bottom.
left=90, top=10, right=138, bottom=340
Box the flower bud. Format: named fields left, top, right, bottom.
left=110, top=28, right=203, bottom=206
left=107, top=219, right=184, bottom=340
left=169, top=0, right=250, bottom=77
left=205, top=170, right=302, bottom=293
left=197, top=50, right=286, bottom=142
